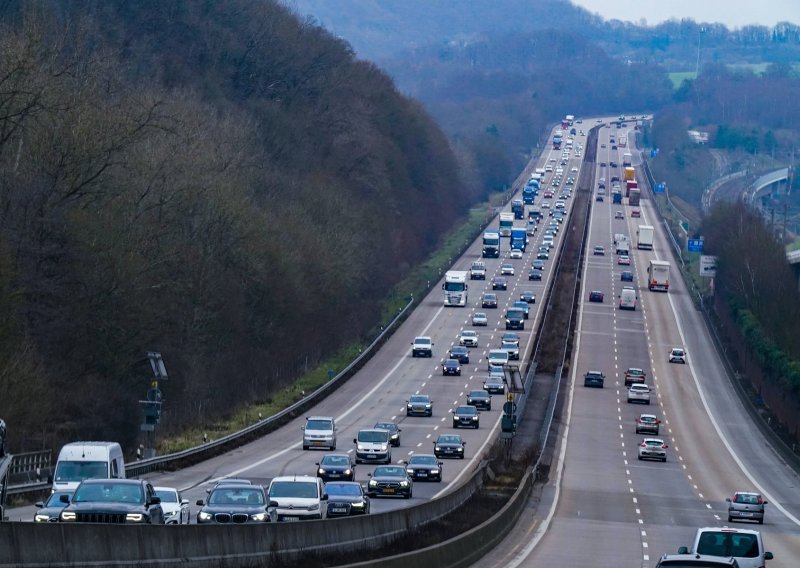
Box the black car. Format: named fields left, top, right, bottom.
left=324, top=482, right=370, bottom=516
left=502, top=332, right=520, bottom=346
left=452, top=405, right=480, bottom=429
left=621, top=271, right=634, bottom=282
left=196, top=483, right=274, bottom=524
left=405, top=454, right=443, bottom=482
left=59, top=479, right=165, bottom=524
left=434, top=434, right=466, bottom=459
left=466, top=389, right=491, bottom=410
left=34, top=490, right=73, bottom=522
left=448, top=346, right=470, bottom=364
left=367, top=465, right=412, bottom=499
left=482, top=292, right=498, bottom=308
left=442, top=358, right=462, bottom=376
left=529, top=268, right=543, bottom=281
left=583, top=370, right=605, bottom=388
left=492, top=276, right=508, bottom=291
left=406, top=394, right=433, bottom=417
left=483, top=374, right=506, bottom=394
left=520, top=290, right=536, bottom=303
left=315, top=454, right=355, bottom=482
left=374, top=421, right=401, bottom=446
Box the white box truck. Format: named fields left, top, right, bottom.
left=637, top=225, right=654, bottom=250
left=647, top=260, right=670, bottom=291
left=499, top=212, right=515, bottom=237
left=442, top=271, right=468, bottom=306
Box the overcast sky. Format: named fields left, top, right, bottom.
left=570, top=0, right=798, bottom=28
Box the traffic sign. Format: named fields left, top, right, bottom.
left=687, top=238, right=704, bottom=253
left=700, top=255, right=717, bottom=277
left=654, top=182, right=666, bottom=193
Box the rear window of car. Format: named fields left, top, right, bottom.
left=734, top=493, right=761, bottom=504
left=696, top=531, right=759, bottom=558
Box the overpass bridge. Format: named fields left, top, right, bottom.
left=746, top=166, right=790, bottom=206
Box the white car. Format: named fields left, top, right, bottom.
left=154, top=486, right=190, bottom=525
left=638, top=438, right=668, bottom=462
left=459, top=330, right=479, bottom=348
left=669, top=347, right=687, bottom=364
left=472, top=312, right=488, bottom=326
left=500, top=264, right=515, bottom=276
left=627, top=384, right=651, bottom=405
left=510, top=248, right=523, bottom=259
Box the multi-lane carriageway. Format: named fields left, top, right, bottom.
left=473, top=123, right=800, bottom=567
left=8, top=120, right=800, bottom=568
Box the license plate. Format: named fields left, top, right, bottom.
left=740, top=512, right=753, bottom=517
left=418, top=472, right=427, bottom=476
left=330, top=508, right=347, bottom=514
left=366, top=455, right=377, bottom=459
left=282, top=516, right=299, bottom=522
left=312, top=441, right=324, bottom=446
left=383, top=489, right=395, bottom=494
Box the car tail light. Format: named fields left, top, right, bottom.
left=757, top=495, right=763, bottom=504
left=640, top=443, right=646, bottom=448
left=661, top=444, right=667, bottom=449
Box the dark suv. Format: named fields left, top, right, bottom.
left=59, top=479, right=164, bottom=524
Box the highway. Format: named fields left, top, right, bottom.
left=474, top=122, right=800, bottom=567
left=6, top=126, right=587, bottom=524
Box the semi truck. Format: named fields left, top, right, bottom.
left=625, top=178, right=638, bottom=197
left=624, top=166, right=636, bottom=182
left=612, top=190, right=622, bottom=204
left=512, top=199, right=525, bottom=219
left=629, top=188, right=641, bottom=206
left=443, top=271, right=469, bottom=306
left=618, top=135, right=627, bottom=147
left=510, top=227, right=528, bottom=252
left=522, top=185, right=536, bottom=205
left=553, top=133, right=562, bottom=150
left=499, top=212, right=515, bottom=237
left=623, top=153, right=633, bottom=167
left=647, top=260, right=670, bottom=291
left=482, top=231, right=501, bottom=258
left=637, top=225, right=654, bottom=250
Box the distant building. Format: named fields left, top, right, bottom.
left=687, top=130, right=709, bottom=144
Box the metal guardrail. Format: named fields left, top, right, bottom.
left=1, top=455, right=12, bottom=518
left=8, top=298, right=414, bottom=495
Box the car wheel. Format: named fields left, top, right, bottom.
left=412, top=353, right=417, bottom=358
left=728, top=516, right=733, bottom=522
left=662, top=457, right=667, bottom=462
left=487, top=405, right=491, bottom=411
left=646, top=401, right=650, bottom=405
left=303, top=445, right=309, bottom=450
left=758, top=518, right=763, bottom=525
left=406, top=412, right=411, bottom=417
left=459, top=454, right=464, bottom=459
left=637, top=455, right=642, bottom=460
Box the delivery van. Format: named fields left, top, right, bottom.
left=51, top=441, right=125, bottom=493
left=619, top=287, right=637, bottom=310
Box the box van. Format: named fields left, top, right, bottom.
left=267, top=475, right=327, bottom=521
left=302, top=416, right=337, bottom=450
left=619, top=287, right=637, bottom=310
left=679, top=527, right=773, bottom=568
left=488, top=349, right=510, bottom=369
left=51, top=442, right=125, bottom=493
left=353, top=428, right=391, bottom=464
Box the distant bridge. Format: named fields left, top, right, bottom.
left=746, top=167, right=790, bottom=205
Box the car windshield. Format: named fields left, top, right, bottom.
left=73, top=482, right=144, bottom=504
left=409, top=455, right=438, bottom=465
left=306, top=419, right=333, bottom=431
left=456, top=407, right=477, bottom=415
left=54, top=461, right=107, bottom=482
left=375, top=466, right=405, bottom=477
left=374, top=423, right=397, bottom=432
left=451, top=347, right=466, bottom=353
left=358, top=431, right=388, bottom=442
left=321, top=455, right=350, bottom=466
left=46, top=492, right=73, bottom=508
left=462, top=331, right=476, bottom=337
left=484, top=294, right=496, bottom=299
left=445, top=359, right=459, bottom=366
left=502, top=341, right=516, bottom=349
left=415, top=338, right=431, bottom=345
left=438, top=436, right=461, bottom=444
left=470, top=390, right=486, bottom=397
left=326, top=483, right=361, bottom=496
left=208, top=487, right=265, bottom=504
left=695, top=531, right=759, bottom=558
left=268, top=482, right=317, bottom=499
left=409, top=395, right=428, bottom=403
left=154, top=489, right=179, bottom=503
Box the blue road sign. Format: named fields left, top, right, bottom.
left=654, top=183, right=666, bottom=193
left=687, top=238, right=704, bottom=253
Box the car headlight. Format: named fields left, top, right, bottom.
left=308, top=503, right=320, bottom=511
left=406, top=468, right=414, bottom=474
left=166, top=510, right=179, bottom=517
left=60, top=512, right=76, bottom=522
left=34, top=513, right=51, bottom=522
left=431, top=469, right=440, bottom=474
left=250, top=512, right=268, bottom=521
left=318, top=468, right=326, bottom=475
left=125, top=513, right=144, bottom=523
left=357, top=445, right=365, bottom=451
left=368, top=480, right=377, bottom=487
left=400, top=481, right=409, bottom=487
left=435, top=447, right=441, bottom=451
left=381, top=444, right=388, bottom=451
left=457, top=447, right=464, bottom=452
left=406, top=403, right=412, bottom=408
left=425, top=404, right=431, bottom=408
left=198, top=511, right=213, bottom=521
left=351, top=501, right=365, bottom=508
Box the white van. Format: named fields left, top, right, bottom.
left=488, top=349, right=509, bottom=370
left=267, top=475, right=327, bottom=521
left=679, top=527, right=773, bottom=568
left=619, top=287, right=637, bottom=310
left=51, top=442, right=125, bottom=493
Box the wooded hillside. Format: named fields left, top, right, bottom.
left=0, top=1, right=465, bottom=450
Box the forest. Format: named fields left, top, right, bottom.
left=0, top=0, right=467, bottom=451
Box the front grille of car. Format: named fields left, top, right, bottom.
left=376, top=482, right=401, bottom=490
left=76, top=512, right=127, bottom=524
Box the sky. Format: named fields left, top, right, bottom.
left=570, top=0, right=799, bottom=28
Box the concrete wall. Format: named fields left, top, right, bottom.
left=0, top=463, right=485, bottom=568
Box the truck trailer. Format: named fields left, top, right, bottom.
left=637, top=225, right=654, bottom=250
left=647, top=260, right=670, bottom=291
left=482, top=231, right=501, bottom=258
left=499, top=212, right=515, bottom=237
left=510, top=227, right=528, bottom=252
left=629, top=188, right=641, bottom=206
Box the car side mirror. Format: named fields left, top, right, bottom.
left=438, top=462, right=443, bottom=467
left=47, top=475, right=54, bottom=484
left=315, top=462, right=320, bottom=466
left=321, top=494, right=328, bottom=501
left=462, top=442, right=466, bottom=446
left=35, top=501, right=45, bottom=508
left=678, top=547, right=689, bottom=555
left=59, top=495, right=70, bottom=504
left=196, top=499, right=205, bottom=506
left=725, top=498, right=732, bottom=503
left=301, top=425, right=305, bottom=430
left=353, top=438, right=357, bottom=444
left=181, top=499, right=189, bottom=506
left=763, top=500, right=769, bottom=505
left=764, top=552, right=773, bottom=560
left=367, top=473, right=373, bottom=478
left=150, top=496, right=161, bottom=505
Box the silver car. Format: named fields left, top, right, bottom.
left=627, top=384, right=651, bottom=405
left=472, top=312, right=488, bottom=326
left=669, top=347, right=687, bottom=363
left=726, top=492, right=767, bottom=524
left=302, top=416, right=337, bottom=450
left=638, top=438, right=668, bottom=462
